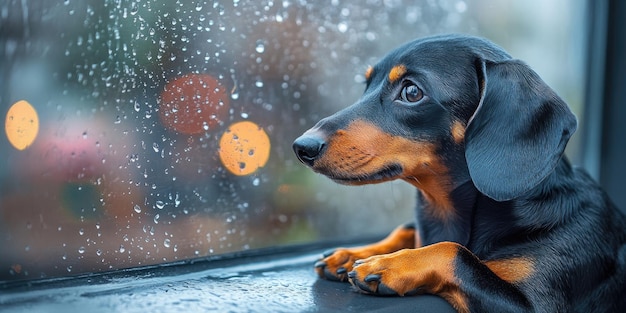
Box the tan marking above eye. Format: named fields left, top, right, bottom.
left=365, top=65, right=374, bottom=81
left=388, top=64, right=407, bottom=83
left=451, top=121, right=466, bottom=144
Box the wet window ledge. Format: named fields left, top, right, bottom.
left=0, top=244, right=454, bottom=312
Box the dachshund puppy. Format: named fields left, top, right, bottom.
left=293, top=34, right=626, bottom=313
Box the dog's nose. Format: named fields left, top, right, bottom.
left=293, top=135, right=326, bottom=166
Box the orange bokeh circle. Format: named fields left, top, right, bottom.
left=219, top=121, right=271, bottom=176
left=5, top=100, right=39, bottom=151
left=159, top=73, right=229, bottom=135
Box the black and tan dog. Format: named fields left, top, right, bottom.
left=293, top=35, right=626, bottom=312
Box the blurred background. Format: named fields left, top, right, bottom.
left=1, top=0, right=588, bottom=281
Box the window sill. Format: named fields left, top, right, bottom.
left=0, top=243, right=455, bottom=312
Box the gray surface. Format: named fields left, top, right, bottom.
left=0, top=248, right=455, bottom=313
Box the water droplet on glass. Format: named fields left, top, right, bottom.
left=174, top=193, right=181, bottom=207
left=152, top=142, right=160, bottom=153
left=252, top=178, right=260, bottom=186
left=155, top=200, right=165, bottom=209
left=96, top=249, right=103, bottom=256
left=337, top=22, right=348, bottom=33
left=119, top=245, right=126, bottom=253
left=134, top=102, right=141, bottom=112
left=154, top=214, right=160, bottom=224
left=164, top=238, right=171, bottom=248
left=78, top=246, right=85, bottom=254
left=255, top=40, right=265, bottom=53
left=134, top=204, right=142, bottom=213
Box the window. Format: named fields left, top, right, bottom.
left=1, top=0, right=587, bottom=281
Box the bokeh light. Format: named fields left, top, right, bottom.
left=5, top=100, right=39, bottom=151
left=159, top=73, right=229, bottom=135
left=219, top=121, right=271, bottom=176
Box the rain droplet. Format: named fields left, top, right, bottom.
left=119, top=245, right=126, bottom=253
left=255, top=40, right=265, bottom=53
left=155, top=200, right=165, bottom=209
left=78, top=246, right=85, bottom=254
left=174, top=193, right=181, bottom=208
left=164, top=238, right=171, bottom=248
left=154, top=214, right=160, bottom=224
left=96, top=249, right=102, bottom=256
left=134, top=204, right=142, bottom=213
left=252, top=178, right=260, bottom=186
left=337, top=22, right=348, bottom=33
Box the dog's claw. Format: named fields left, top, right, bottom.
left=314, top=260, right=326, bottom=268
left=364, top=274, right=381, bottom=283
left=322, top=249, right=336, bottom=258
left=336, top=267, right=347, bottom=275
left=347, top=270, right=357, bottom=280
left=376, top=282, right=399, bottom=296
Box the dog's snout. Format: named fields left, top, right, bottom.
left=293, top=135, right=327, bottom=166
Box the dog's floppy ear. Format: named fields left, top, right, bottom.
left=465, top=59, right=577, bottom=201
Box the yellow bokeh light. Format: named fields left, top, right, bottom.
left=5, top=100, right=39, bottom=151
left=219, top=121, right=270, bottom=176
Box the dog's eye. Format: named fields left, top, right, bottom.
left=400, top=84, right=423, bottom=103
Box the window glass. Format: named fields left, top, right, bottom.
left=1, top=0, right=586, bottom=280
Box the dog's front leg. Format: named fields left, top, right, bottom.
left=348, top=241, right=533, bottom=313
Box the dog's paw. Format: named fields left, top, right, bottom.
left=314, top=247, right=377, bottom=282
left=347, top=250, right=425, bottom=296
left=347, top=243, right=461, bottom=296
left=315, top=224, right=417, bottom=282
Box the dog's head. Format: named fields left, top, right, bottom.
left=293, top=34, right=577, bottom=203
